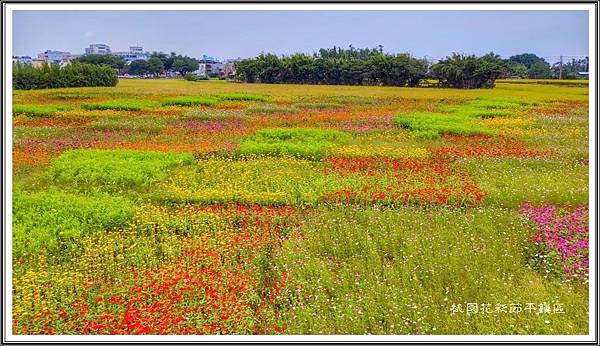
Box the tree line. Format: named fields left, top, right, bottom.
left=13, top=62, right=118, bottom=90
left=13, top=46, right=588, bottom=90
left=506, top=53, right=588, bottom=79
left=72, top=52, right=199, bottom=77
left=235, top=48, right=430, bottom=87
left=235, top=46, right=588, bottom=89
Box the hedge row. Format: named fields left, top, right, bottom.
left=13, top=62, right=118, bottom=90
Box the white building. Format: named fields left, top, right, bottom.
left=37, top=50, right=72, bottom=65
left=194, top=62, right=224, bottom=77
left=111, top=46, right=150, bottom=64
left=85, top=44, right=111, bottom=55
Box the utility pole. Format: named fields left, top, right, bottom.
left=559, top=55, right=563, bottom=79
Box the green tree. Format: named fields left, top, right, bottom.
left=508, top=53, right=548, bottom=69
left=13, top=62, right=117, bottom=90
left=528, top=60, right=551, bottom=79
left=431, top=52, right=504, bottom=89
left=172, top=57, right=199, bottom=76
left=127, top=60, right=151, bottom=76
left=73, top=54, right=126, bottom=71
left=147, top=57, right=165, bottom=77
left=509, top=64, right=529, bottom=78
left=234, top=46, right=428, bottom=87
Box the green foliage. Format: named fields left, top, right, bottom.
left=529, top=61, right=551, bottom=79
left=552, top=58, right=589, bottom=80
left=217, top=93, right=268, bottom=101
left=13, top=62, right=118, bottom=90
left=80, top=99, right=159, bottom=111
left=172, top=57, right=199, bottom=76
left=48, top=149, right=195, bottom=189
left=161, top=96, right=218, bottom=107
left=13, top=104, right=73, bottom=116
left=395, top=112, right=493, bottom=138
left=126, top=60, right=152, bottom=76
left=395, top=97, right=535, bottom=138
left=126, top=57, right=165, bottom=77
left=431, top=52, right=506, bottom=89
left=73, top=54, right=126, bottom=70
left=147, top=57, right=165, bottom=77
left=508, top=53, right=548, bottom=69
left=235, top=46, right=428, bottom=86
left=13, top=189, right=133, bottom=259
left=239, top=127, right=350, bottom=159
left=183, top=72, right=208, bottom=81
left=437, top=98, right=535, bottom=118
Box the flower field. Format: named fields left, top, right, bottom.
left=12, top=79, right=589, bottom=335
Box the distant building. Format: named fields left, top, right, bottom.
left=12, top=56, right=32, bottom=65
left=223, top=60, right=237, bottom=79
left=129, top=46, right=144, bottom=54
left=37, top=50, right=72, bottom=65
left=194, top=62, right=223, bottom=77
left=85, top=43, right=111, bottom=55
left=194, top=64, right=207, bottom=77
left=195, top=55, right=224, bottom=77
left=112, top=46, right=150, bottom=64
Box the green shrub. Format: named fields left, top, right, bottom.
left=217, top=93, right=267, bottom=102
left=49, top=149, right=195, bottom=188
left=13, top=189, right=133, bottom=259
left=437, top=97, right=533, bottom=118
left=81, top=99, right=159, bottom=111
left=239, top=127, right=350, bottom=159
left=13, top=62, right=118, bottom=90
left=395, top=97, right=537, bottom=138
left=161, top=96, right=218, bottom=107
left=183, top=72, right=208, bottom=81
left=13, top=104, right=73, bottom=116
left=395, top=112, right=494, bottom=138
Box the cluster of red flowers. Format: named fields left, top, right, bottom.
left=322, top=156, right=486, bottom=207
left=28, top=204, right=299, bottom=335
left=431, top=134, right=546, bottom=158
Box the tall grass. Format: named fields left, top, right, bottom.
left=13, top=104, right=73, bottom=116
left=275, top=206, right=588, bottom=334
left=13, top=189, right=133, bottom=259
left=239, top=127, right=350, bottom=159
left=161, top=96, right=219, bottom=107
left=81, top=99, right=159, bottom=111
left=217, top=93, right=268, bottom=101
left=49, top=149, right=195, bottom=189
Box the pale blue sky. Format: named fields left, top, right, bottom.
left=13, top=10, right=589, bottom=63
